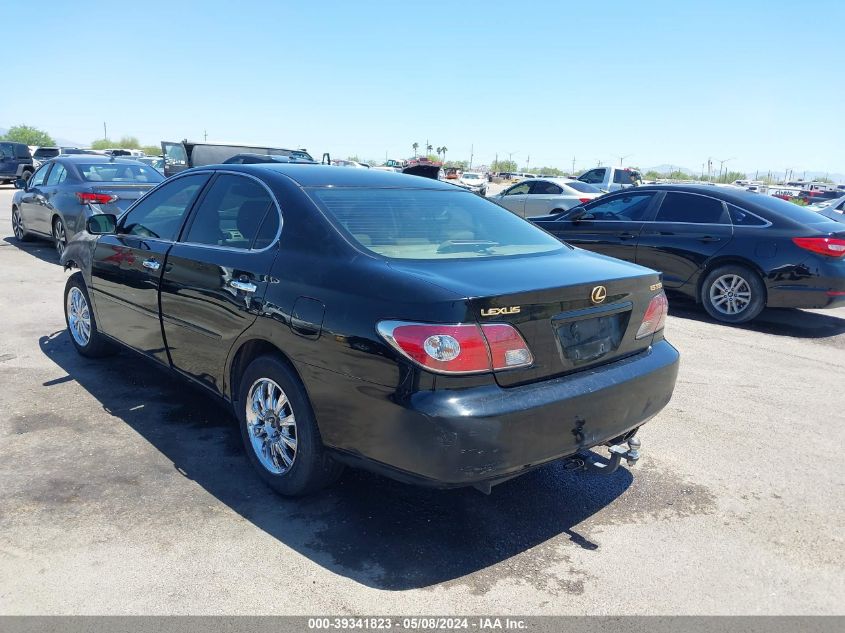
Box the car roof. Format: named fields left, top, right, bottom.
left=204, top=163, right=458, bottom=189
left=623, top=183, right=770, bottom=204
left=52, top=154, right=146, bottom=164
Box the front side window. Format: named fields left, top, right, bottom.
left=579, top=168, right=606, bottom=184
left=655, top=193, right=729, bottom=224
left=310, top=188, right=563, bottom=260
left=0, top=143, right=14, bottom=159
left=504, top=183, right=531, bottom=196
left=183, top=174, right=278, bottom=249
left=569, top=192, right=654, bottom=221
left=119, top=174, right=209, bottom=241
left=531, top=181, right=563, bottom=195
left=45, top=164, right=67, bottom=186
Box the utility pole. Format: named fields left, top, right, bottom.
left=103, top=122, right=107, bottom=140
left=526, top=155, right=530, bottom=170
left=572, top=156, right=576, bottom=176
left=715, top=157, right=734, bottom=183
left=469, top=144, right=474, bottom=169
left=615, top=153, right=632, bottom=166
left=204, top=129, right=208, bottom=142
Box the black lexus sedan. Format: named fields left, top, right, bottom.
left=530, top=184, right=845, bottom=323
left=61, top=165, right=679, bottom=496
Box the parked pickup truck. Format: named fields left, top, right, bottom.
left=578, top=166, right=643, bottom=192
left=0, top=142, right=34, bottom=184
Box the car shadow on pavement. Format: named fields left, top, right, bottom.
left=39, top=329, right=633, bottom=591
left=667, top=295, right=845, bottom=338
left=2, top=235, right=61, bottom=266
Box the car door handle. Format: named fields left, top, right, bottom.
left=699, top=236, right=722, bottom=243
left=618, top=233, right=637, bottom=240
left=142, top=259, right=161, bottom=271
left=229, top=279, right=257, bottom=293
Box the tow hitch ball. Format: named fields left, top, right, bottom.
left=568, top=437, right=641, bottom=475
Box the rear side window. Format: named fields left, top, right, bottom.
left=16, top=144, right=30, bottom=159
left=728, top=204, right=767, bottom=226
left=310, top=188, right=563, bottom=260
left=183, top=174, right=277, bottom=249
left=613, top=170, right=637, bottom=184
left=531, top=181, right=562, bottom=195
left=119, top=174, right=209, bottom=241
left=45, top=164, right=67, bottom=185
left=654, top=193, right=729, bottom=224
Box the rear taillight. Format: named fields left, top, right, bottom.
left=636, top=292, right=669, bottom=339
left=578, top=197, right=591, bottom=204
left=77, top=192, right=117, bottom=205
left=377, top=321, right=534, bottom=374
left=792, top=237, right=845, bottom=258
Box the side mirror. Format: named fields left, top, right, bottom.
left=14, top=178, right=27, bottom=189
left=87, top=214, right=117, bottom=234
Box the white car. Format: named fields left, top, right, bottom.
left=491, top=178, right=604, bottom=218
left=457, top=171, right=487, bottom=195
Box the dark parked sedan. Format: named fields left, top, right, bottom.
left=531, top=185, right=845, bottom=323
left=61, top=165, right=679, bottom=496
left=11, top=155, right=163, bottom=255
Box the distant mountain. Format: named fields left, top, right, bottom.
left=644, top=164, right=696, bottom=175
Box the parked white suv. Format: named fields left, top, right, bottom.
left=458, top=172, right=487, bottom=195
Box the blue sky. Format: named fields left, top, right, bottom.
left=3, top=0, right=843, bottom=175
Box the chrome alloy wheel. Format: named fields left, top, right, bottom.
left=245, top=378, right=297, bottom=474
left=709, top=274, right=752, bottom=316
left=12, top=209, right=24, bottom=239
left=66, top=286, right=91, bottom=346
left=53, top=219, right=67, bottom=256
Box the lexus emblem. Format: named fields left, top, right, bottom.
left=591, top=286, right=607, bottom=304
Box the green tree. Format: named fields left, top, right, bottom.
left=412, top=142, right=419, bottom=157
left=530, top=166, right=566, bottom=177
left=814, top=176, right=834, bottom=184
left=491, top=159, right=517, bottom=173
left=722, top=170, right=748, bottom=183
left=141, top=145, right=161, bottom=156
left=90, top=138, right=113, bottom=150
left=1, top=124, right=54, bottom=146
left=444, top=160, right=469, bottom=170
left=440, top=146, right=447, bottom=162
left=117, top=136, right=140, bottom=149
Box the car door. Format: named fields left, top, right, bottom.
left=90, top=173, right=211, bottom=363
left=578, top=168, right=607, bottom=190
left=159, top=173, right=281, bottom=394
left=524, top=180, right=563, bottom=217
left=495, top=181, right=532, bottom=217
left=39, top=161, right=68, bottom=233
left=535, top=191, right=657, bottom=262
left=636, top=191, right=734, bottom=289
left=18, top=163, right=53, bottom=234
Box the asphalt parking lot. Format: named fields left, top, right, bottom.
left=0, top=183, right=843, bottom=615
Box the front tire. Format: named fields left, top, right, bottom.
left=64, top=272, right=115, bottom=357
left=12, top=207, right=33, bottom=242
left=236, top=355, right=343, bottom=497
left=701, top=264, right=765, bottom=324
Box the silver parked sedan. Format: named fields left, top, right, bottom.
left=11, top=155, right=163, bottom=256
left=492, top=178, right=603, bottom=218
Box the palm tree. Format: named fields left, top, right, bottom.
left=436, top=146, right=442, bottom=159
left=440, top=146, right=447, bottom=162
left=426, top=143, right=433, bottom=157
left=412, top=142, right=418, bottom=157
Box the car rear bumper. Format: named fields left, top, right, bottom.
left=312, top=339, right=680, bottom=488
left=767, top=258, right=845, bottom=309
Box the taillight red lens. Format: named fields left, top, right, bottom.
left=377, top=321, right=533, bottom=374
left=578, top=197, right=591, bottom=204
left=792, top=237, right=845, bottom=258
left=636, top=291, right=669, bottom=339
left=77, top=192, right=117, bottom=205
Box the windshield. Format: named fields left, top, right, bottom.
left=310, top=188, right=564, bottom=260
left=76, top=162, right=164, bottom=184
left=564, top=181, right=602, bottom=193
left=0, top=143, right=13, bottom=158
left=462, top=173, right=481, bottom=180
left=34, top=147, right=59, bottom=159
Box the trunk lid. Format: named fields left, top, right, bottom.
left=89, top=183, right=157, bottom=213
left=389, top=249, right=664, bottom=387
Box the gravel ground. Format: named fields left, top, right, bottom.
left=0, top=183, right=842, bottom=615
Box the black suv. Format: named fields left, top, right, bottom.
left=0, top=142, right=34, bottom=184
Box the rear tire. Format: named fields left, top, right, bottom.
left=236, top=355, right=343, bottom=497
left=701, top=264, right=765, bottom=324
left=12, top=207, right=33, bottom=242
left=21, top=170, right=32, bottom=182
left=64, top=272, right=115, bottom=358
left=53, top=216, right=67, bottom=257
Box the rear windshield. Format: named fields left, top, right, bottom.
left=309, top=188, right=564, bottom=260
left=753, top=194, right=843, bottom=226
left=0, top=143, right=14, bottom=158
left=34, top=148, right=59, bottom=159
left=76, top=162, right=164, bottom=183
left=565, top=181, right=602, bottom=193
